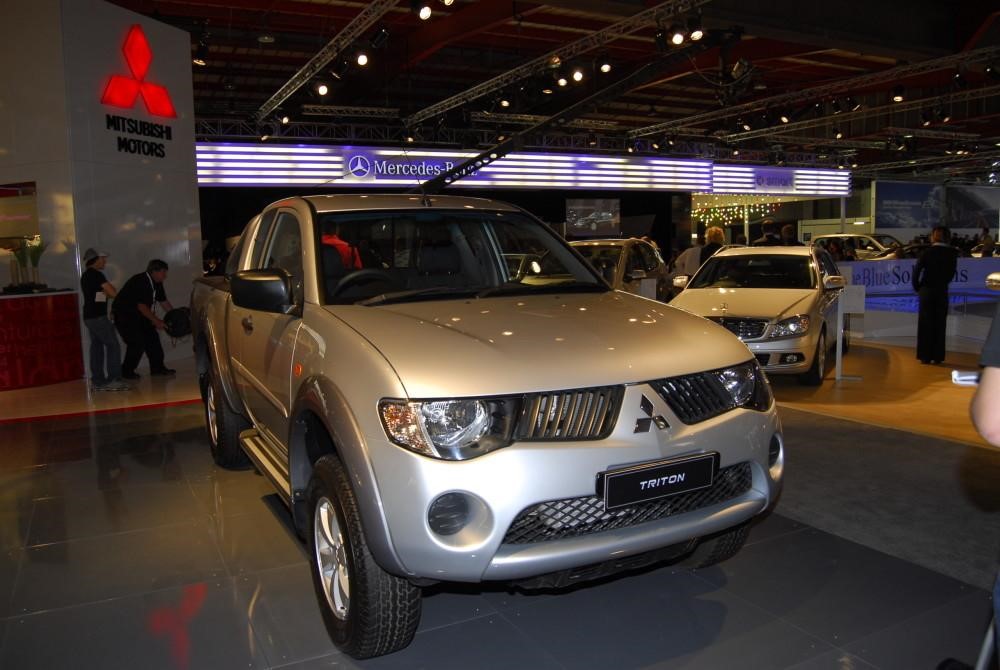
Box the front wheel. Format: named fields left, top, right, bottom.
left=204, top=365, right=250, bottom=468
left=798, top=330, right=826, bottom=386
left=308, top=455, right=421, bottom=659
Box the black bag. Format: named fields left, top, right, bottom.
left=163, top=307, right=191, bottom=338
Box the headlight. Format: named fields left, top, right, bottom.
left=770, top=315, right=810, bottom=339
left=715, top=361, right=771, bottom=412
left=379, top=397, right=517, bottom=460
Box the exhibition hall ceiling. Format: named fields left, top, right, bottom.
left=108, top=0, right=1000, bottom=182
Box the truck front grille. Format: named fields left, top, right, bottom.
left=651, top=373, right=735, bottom=424
left=502, top=462, right=752, bottom=544
left=709, top=317, right=768, bottom=340
left=516, top=386, right=624, bottom=440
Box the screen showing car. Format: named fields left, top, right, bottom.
left=566, top=198, right=620, bottom=237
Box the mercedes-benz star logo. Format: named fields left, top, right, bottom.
left=348, top=155, right=372, bottom=178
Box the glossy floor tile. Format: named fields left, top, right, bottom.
left=0, top=403, right=994, bottom=669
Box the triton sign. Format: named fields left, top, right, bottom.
left=101, top=25, right=175, bottom=158
left=342, top=151, right=455, bottom=182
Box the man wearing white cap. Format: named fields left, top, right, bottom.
left=80, top=248, right=129, bottom=391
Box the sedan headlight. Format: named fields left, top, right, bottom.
left=715, top=361, right=771, bottom=412
left=770, top=315, right=810, bottom=339
left=379, top=397, right=517, bottom=460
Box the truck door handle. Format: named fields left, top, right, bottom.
left=241, top=316, right=254, bottom=333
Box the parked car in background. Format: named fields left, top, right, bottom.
left=812, top=233, right=903, bottom=260
left=570, top=237, right=670, bottom=301
left=670, top=245, right=846, bottom=385
left=191, top=194, right=784, bottom=658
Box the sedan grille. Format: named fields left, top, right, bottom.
left=502, top=462, right=752, bottom=544
left=516, top=386, right=624, bottom=440
left=651, top=372, right=735, bottom=424
left=709, top=317, right=768, bottom=340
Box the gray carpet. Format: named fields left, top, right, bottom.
left=776, top=406, right=1000, bottom=590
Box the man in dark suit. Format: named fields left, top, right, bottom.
left=912, top=226, right=958, bottom=364
left=751, top=219, right=781, bottom=246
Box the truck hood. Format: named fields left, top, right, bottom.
left=669, top=287, right=815, bottom=322
left=325, top=291, right=753, bottom=398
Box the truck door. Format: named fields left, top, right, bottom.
left=232, top=209, right=303, bottom=454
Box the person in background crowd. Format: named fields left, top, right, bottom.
left=752, top=219, right=782, bottom=246
left=672, top=236, right=704, bottom=277
left=112, top=259, right=176, bottom=379
left=979, top=225, right=995, bottom=258
left=912, top=226, right=959, bottom=365
left=700, top=226, right=725, bottom=264
left=734, top=233, right=748, bottom=246
left=79, top=248, right=129, bottom=391
left=781, top=224, right=803, bottom=245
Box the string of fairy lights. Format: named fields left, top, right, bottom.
left=693, top=195, right=784, bottom=225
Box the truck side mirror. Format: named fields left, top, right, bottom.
left=231, top=269, right=296, bottom=314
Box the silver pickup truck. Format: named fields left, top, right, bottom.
left=190, top=194, right=784, bottom=658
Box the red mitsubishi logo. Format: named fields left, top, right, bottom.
left=101, top=24, right=177, bottom=118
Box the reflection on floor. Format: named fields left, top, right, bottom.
left=0, top=405, right=992, bottom=669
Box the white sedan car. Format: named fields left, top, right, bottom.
left=570, top=238, right=671, bottom=301
left=670, top=246, right=846, bottom=385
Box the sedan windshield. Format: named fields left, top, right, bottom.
left=689, top=255, right=816, bottom=290
left=317, top=209, right=605, bottom=304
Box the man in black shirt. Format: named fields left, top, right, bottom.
left=112, top=259, right=175, bottom=379
left=751, top=219, right=781, bottom=246
left=912, top=226, right=959, bottom=364
left=80, top=248, right=128, bottom=391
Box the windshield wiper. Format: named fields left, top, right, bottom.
left=357, top=286, right=479, bottom=306
left=476, top=282, right=607, bottom=298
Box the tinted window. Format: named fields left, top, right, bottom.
left=262, top=211, right=303, bottom=303
left=249, top=210, right=278, bottom=269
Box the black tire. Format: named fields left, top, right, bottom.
left=680, top=522, right=751, bottom=569
left=841, top=314, right=851, bottom=354
left=204, top=365, right=250, bottom=468
left=798, top=329, right=826, bottom=386
left=308, top=455, right=421, bottom=659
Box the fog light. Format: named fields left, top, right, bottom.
left=428, top=493, right=470, bottom=536
left=781, top=353, right=804, bottom=364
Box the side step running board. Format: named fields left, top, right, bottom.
left=240, top=428, right=292, bottom=501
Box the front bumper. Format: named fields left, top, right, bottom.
left=367, top=383, right=783, bottom=583
left=746, top=332, right=818, bottom=374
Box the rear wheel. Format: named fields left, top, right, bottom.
left=308, top=455, right=421, bottom=659
left=799, top=330, right=826, bottom=386
left=204, top=365, right=250, bottom=468
left=680, top=522, right=751, bottom=569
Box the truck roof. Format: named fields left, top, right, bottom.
left=282, top=194, right=523, bottom=214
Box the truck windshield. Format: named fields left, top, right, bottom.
left=316, top=209, right=606, bottom=305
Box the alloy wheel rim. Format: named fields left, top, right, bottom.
left=314, top=497, right=350, bottom=620
left=206, top=381, right=219, bottom=446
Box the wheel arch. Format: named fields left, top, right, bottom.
left=289, top=375, right=409, bottom=577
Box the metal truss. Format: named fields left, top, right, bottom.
left=766, top=135, right=885, bottom=150
left=469, top=111, right=619, bottom=130
left=630, top=44, right=1000, bottom=138
left=720, top=84, right=1000, bottom=143
left=403, top=0, right=712, bottom=128
left=852, top=150, right=1000, bottom=175
left=300, top=105, right=401, bottom=118
left=881, top=126, right=981, bottom=141
left=253, top=0, right=397, bottom=122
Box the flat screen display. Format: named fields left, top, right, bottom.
left=566, top=198, right=620, bottom=237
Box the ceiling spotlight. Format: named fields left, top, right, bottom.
left=280, top=114, right=290, bottom=124
left=415, top=3, right=432, bottom=20
left=598, top=55, right=612, bottom=73
left=441, top=0, right=455, bottom=5
left=557, top=76, right=568, bottom=87
left=738, top=117, right=752, bottom=131
left=851, top=159, right=859, bottom=168
left=370, top=25, right=390, bottom=49
left=831, top=99, right=843, bottom=114
left=499, top=97, right=510, bottom=107
left=891, top=86, right=904, bottom=103
left=813, top=101, right=824, bottom=116
left=192, top=42, right=208, bottom=66
left=730, top=146, right=740, bottom=157
left=653, top=28, right=668, bottom=52
left=779, top=110, right=791, bottom=124
left=315, top=82, right=329, bottom=96
left=846, top=96, right=861, bottom=112
left=953, top=71, right=968, bottom=89
left=688, top=14, right=704, bottom=41
left=588, top=133, right=598, bottom=147
left=937, top=107, right=952, bottom=124
left=833, top=127, right=843, bottom=140
left=986, top=63, right=1000, bottom=80
left=331, top=58, right=350, bottom=80
left=669, top=24, right=686, bottom=45
left=541, top=87, right=553, bottom=95
left=356, top=51, right=369, bottom=66
left=572, top=68, right=584, bottom=82
left=921, top=110, right=932, bottom=127
left=257, top=33, right=275, bottom=45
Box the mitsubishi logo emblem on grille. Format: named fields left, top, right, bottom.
left=634, top=394, right=669, bottom=433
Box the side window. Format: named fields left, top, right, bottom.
left=816, top=249, right=839, bottom=279
left=263, top=211, right=304, bottom=303
left=637, top=242, right=660, bottom=272
left=249, top=210, right=278, bottom=269
left=225, top=223, right=251, bottom=276
left=627, top=246, right=645, bottom=274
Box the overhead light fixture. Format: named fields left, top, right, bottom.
left=315, top=82, right=329, bottom=96
left=846, top=96, right=861, bottom=112
left=891, top=86, right=905, bottom=103
left=192, top=42, right=208, bottom=66
left=653, top=27, right=668, bottom=52
left=588, top=133, right=598, bottom=147
left=813, top=101, right=825, bottom=116
left=831, top=99, right=843, bottom=114
left=356, top=51, right=369, bottom=66
left=833, top=127, right=843, bottom=140
left=730, top=145, right=740, bottom=157
left=688, top=13, right=704, bottom=41
left=499, top=97, right=510, bottom=107
left=921, top=110, right=932, bottom=127
left=738, top=117, right=752, bottom=131
left=556, top=75, right=568, bottom=87
left=330, top=58, right=350, bottom=80
left=280, top=114, right=290, bottom=124
left=669, top=24, right=686, bottom=45
left=572, top=68, right=584, bottom=82
left=937, top=107, right=952, bottom=124
left=986, top=62, right=1000, bottom=80
left=541, top=87, right=553, bottom=95
left=257, top=33, right=275, bottom=45
left=370, top=25, right=389, bottom=49
left=779, top=110, right=791, bottom=124
left=598, top=55, right=612, bottom=73
left=441, top=0, right=455, bottom=5
left=953, top=71, right=967, bottom=89
left=413, top=2, right=432, bottom=20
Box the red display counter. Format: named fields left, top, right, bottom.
left=0, top=291, right=84, bottom=390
